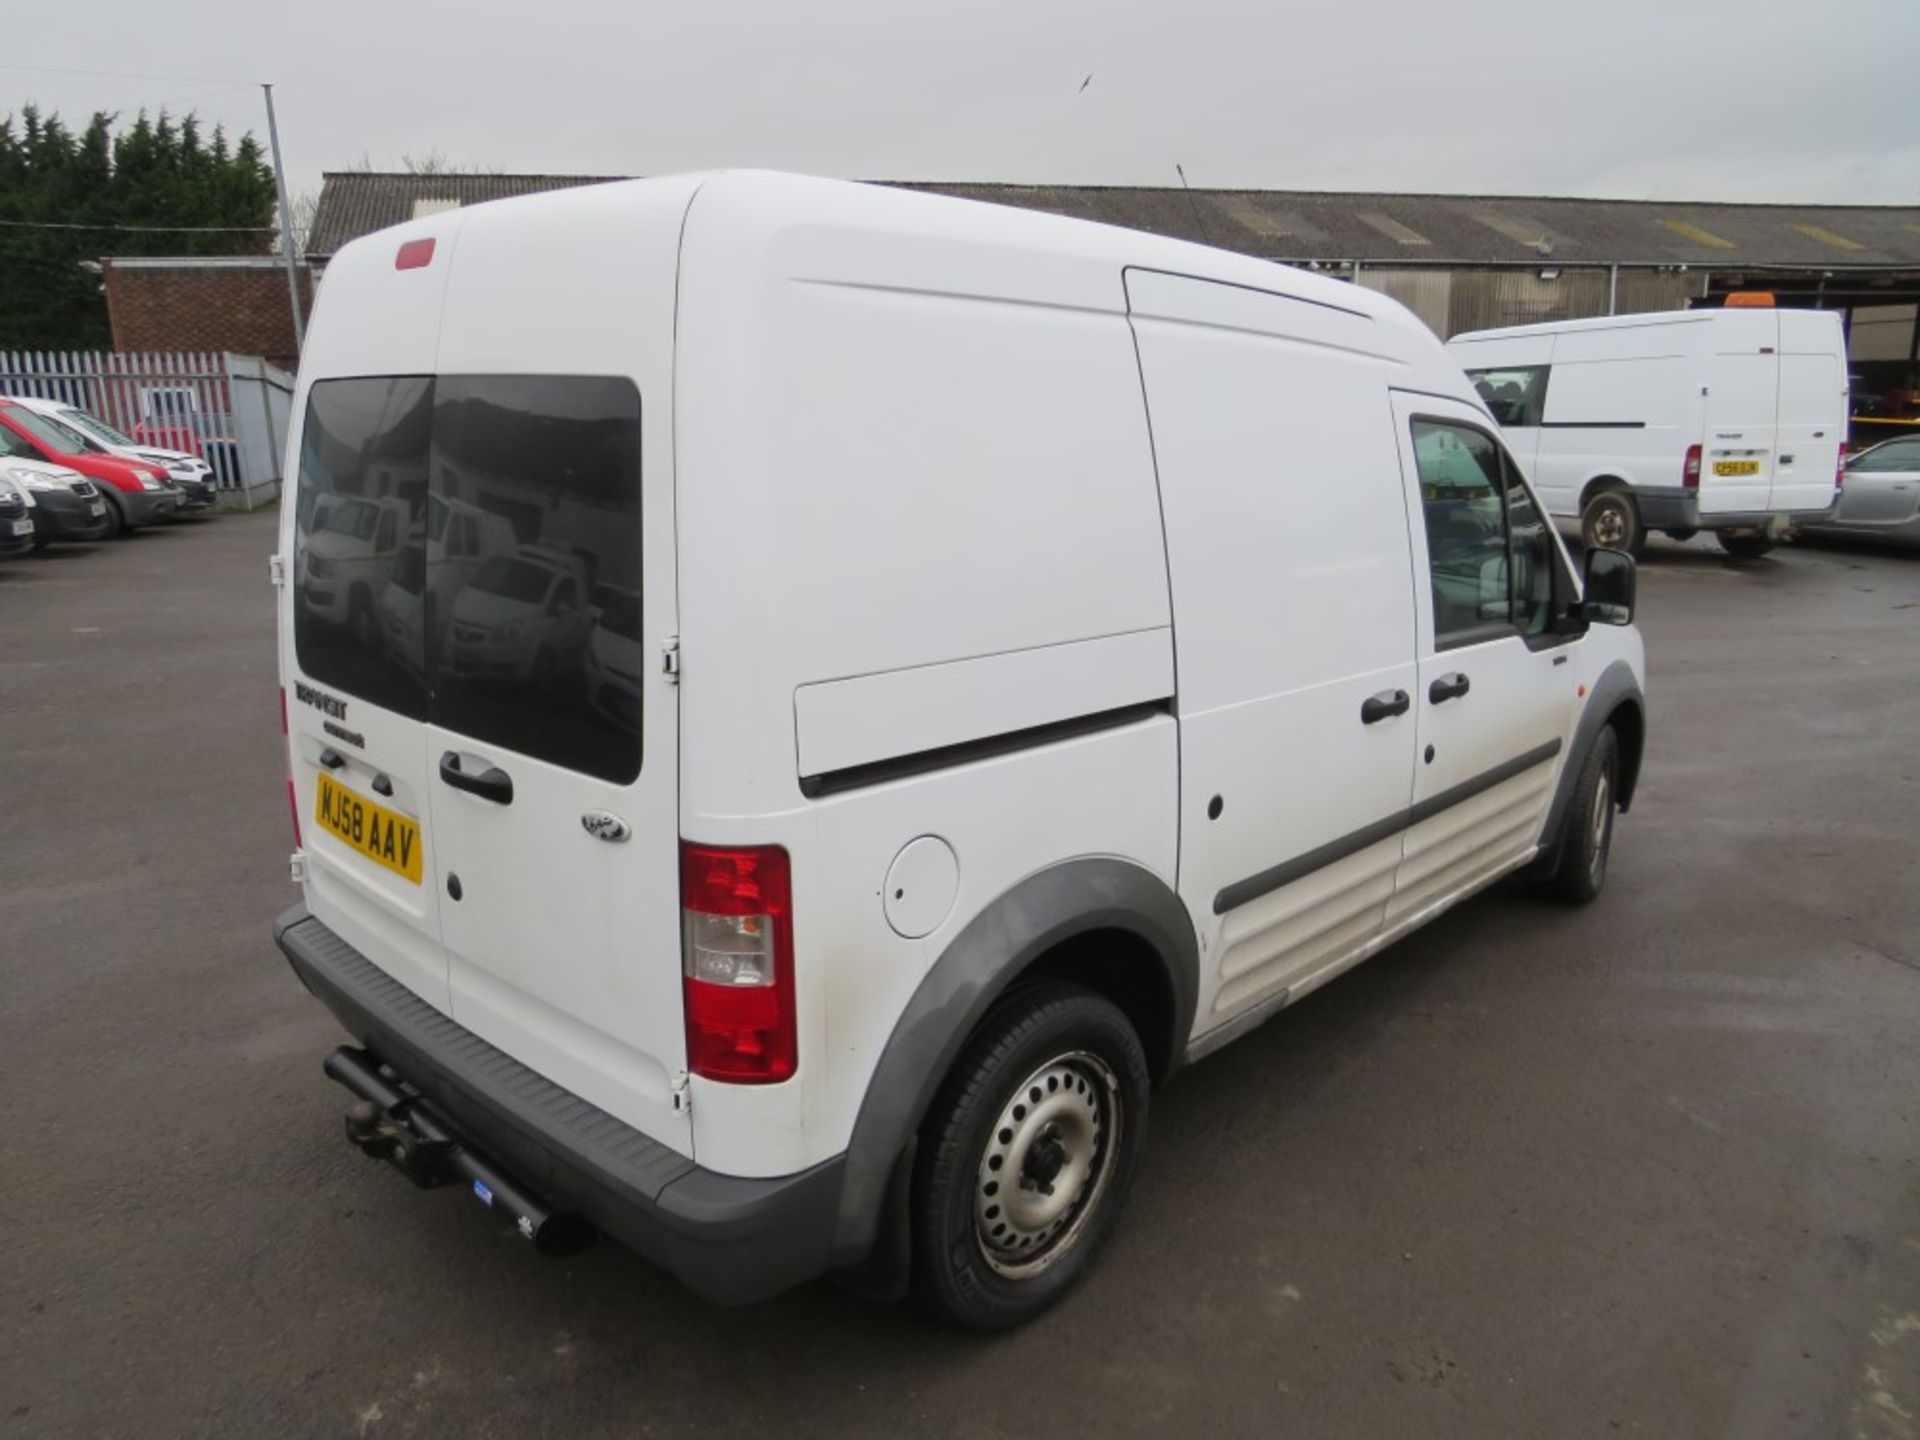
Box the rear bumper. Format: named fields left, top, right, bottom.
left=1632, top=486, right=1700, bottom=531
left=273, top=905, right=844, bottom=1305
left=1700, top=507, right=1835, bottom=531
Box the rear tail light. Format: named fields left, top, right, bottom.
left=281, top=687, right=302, bottom=848
left=680, top=841, right=796, bottom=1084
left=1835, top=449, right=1847, bottom=492
left=1682, top=444, right=1702, bottom=489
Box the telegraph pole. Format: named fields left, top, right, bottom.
left=262, top=83, right=305, bottom=356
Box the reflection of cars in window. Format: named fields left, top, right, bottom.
left=585, top=586, right=644, bottom=728
left=299, top=495, right=408, bottom=650
left=444, top=549, right=594, bottom=689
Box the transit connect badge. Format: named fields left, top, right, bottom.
left=580, top=811, right=631, bottom=843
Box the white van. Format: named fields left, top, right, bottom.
left=273, top=172, right=1647, bottom=1328
left=1447, top=308, right=1848, bottom=558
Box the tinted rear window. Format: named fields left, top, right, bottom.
left=292, top=374, right=643, bottom=785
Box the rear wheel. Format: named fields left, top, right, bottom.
left=1541, top=726, right=1618, bottom=904
left=1581, top=489, right=1644, bottom=558
left=1663, top=528, right=1698, bottom=543
left=1717, top=530, right=1776, bottom=560
left=911, top=982, right=1149, bottom=1330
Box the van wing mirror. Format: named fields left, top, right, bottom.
left=1582, top=547, right=1637, bottom=626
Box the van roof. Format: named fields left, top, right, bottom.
left=334, top=169, right=1459, bottom=381
left=1449, top=308, right=1772, bottom=345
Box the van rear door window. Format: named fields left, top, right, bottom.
left=292, top=374, right=643, bottom=784
left=292, top=377, right=433, bottom=719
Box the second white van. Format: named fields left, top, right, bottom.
left=1448, top=307, right=1848, bottom=558
left=274, top=172, right=1648, bottom=1329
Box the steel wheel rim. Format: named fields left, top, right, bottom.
left=1592, top=503, right=1626, bottom=548
left=1590, top=769, right=1612, bottom=878
left=974, top=1051, right=1119, bottom=1279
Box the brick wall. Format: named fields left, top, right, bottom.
left=102, top=260, right=314, bottom=372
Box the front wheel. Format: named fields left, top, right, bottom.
left=1717, top=530, right=1776, bottom=560
left=1581, top=489, right=1644, bottom=558
left=99, top=495, right=127, bottom=539
left=1541, top=726, right=1619, bottom=904
left=911, top=982, right=1150, bottom=1330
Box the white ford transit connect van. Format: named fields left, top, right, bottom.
left=1448, top=307, right=1848, bottom=559
left=273, top=172, right=1648, bottom=1328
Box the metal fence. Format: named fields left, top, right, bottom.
left=0, top=349, right=293, bottom=509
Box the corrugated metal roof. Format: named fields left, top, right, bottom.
left=306, top=172, right=1920, bottom=268
left=306, top=172, right=625, bottom=256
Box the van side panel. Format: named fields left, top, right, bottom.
left=1125, top=269, right=1421, bottom=1037
left=1535, top=319, right=1708, bottom=515
left=675, top=175, right=1179, bottom=1176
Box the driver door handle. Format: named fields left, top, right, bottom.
left=1360, top=689, right=1411, bottom=725
left=1429, top=672, right=1471, bottom=704
left=439, top=751, right=514, bottom=805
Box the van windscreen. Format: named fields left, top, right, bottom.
left=292, top=374, right=643, bottom=785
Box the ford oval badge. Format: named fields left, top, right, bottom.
left=581, top=811, right=631, bottom=843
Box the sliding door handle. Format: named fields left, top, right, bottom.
left=1360, top=689, right=1411, bottom=724
left=1429, top=672, right=1471, bottom=704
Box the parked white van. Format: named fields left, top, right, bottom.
left=273, top=172, right=1648, bottom=1328
left=1448, top=307, right=1848, bottom=558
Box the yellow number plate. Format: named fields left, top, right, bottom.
left=1713, top=459, right=1760, bottom=476
left=315, top=771, right=423, bottom=884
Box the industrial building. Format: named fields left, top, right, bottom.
left=303, top=173, right=1920, bottom=424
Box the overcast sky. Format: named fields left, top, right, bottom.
left=9, top=0, right=1918, bottom=208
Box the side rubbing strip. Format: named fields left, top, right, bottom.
left=800, top=700, right=1170, bottom=800
left=1213, top=738, right=1562, bottom=914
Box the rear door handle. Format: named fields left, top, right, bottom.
left=439, top=751, right=513, bottom=805
left=1360, top=689, right=1411, bottom=724
left=1429, top=672, right=1471, bottom=704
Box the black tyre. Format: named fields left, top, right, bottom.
left=1663, top=528, right=1698, bottom=543
left=1716, top=530, right=1775, bottom=560
left=99, top=495, right=126, bottom=539
left=1542, top=726, right=1618, bottom=904
left=1581, top=489, right=1644, bottom=558
left=911, top=981, right=1150, bottom=1331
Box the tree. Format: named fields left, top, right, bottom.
left=0, top=106, right=278, bottom=349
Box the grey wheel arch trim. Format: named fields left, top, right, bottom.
left=828, top=856, right=1198, bottom=1266
left=1528, top=658, right=1644, bottom=877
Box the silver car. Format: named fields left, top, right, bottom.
left=1801, top=435, right=1920, bottom=547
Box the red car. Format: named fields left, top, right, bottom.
left=0, top=399, right=178, bottom=536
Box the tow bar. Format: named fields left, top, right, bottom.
left=323, top=1046, right=596, bottom=1256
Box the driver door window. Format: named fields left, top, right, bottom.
left=1412, top=419, right=1563, bottom=647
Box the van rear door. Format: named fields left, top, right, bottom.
left=1699, top=311, right=1780, bottom=517
left=1773, top=311, right=1848, bottom=515
left=423, top=188, right=691, bottom=1151
left=288, top=377, right=447, bottom=1011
